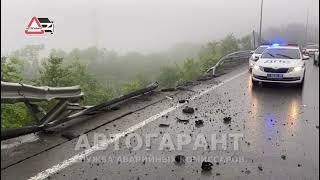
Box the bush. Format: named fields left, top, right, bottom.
left=158, top=64, right=181, bottom=88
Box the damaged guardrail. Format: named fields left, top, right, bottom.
left=207, top=50, right=252, bottom=76
left=1, top=81, right=158, bottom=140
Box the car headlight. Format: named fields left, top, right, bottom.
left=288, top=66, right=303, bottom=72
left=293, top=66, right=303, bottom=71
left=253, top=65, right=264, bottom=71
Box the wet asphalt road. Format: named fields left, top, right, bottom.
left=1, top=60, right=319, bottom=180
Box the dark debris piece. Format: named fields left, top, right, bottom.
left=258, top=166, right=263, bottom=171
left=159, top=124, right=170, bottom=128
left=201, top=161, right=213, bottom=171
left=175, top=155, right=186, bottom=164
left=223, top=116, right=232, bottom=124
left=176, top=117, right=190, bottom=124
left=178, top=99, right=189, bottom=103
left=195, top=120, right=204, bottom=127
left=182, top=106, right=195, bottom=114
left=281, top=155, right=286, bottom=160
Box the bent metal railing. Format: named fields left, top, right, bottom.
left=207, top=50, right=252, bottom=76
left=1, top=81, right=158, bottom=140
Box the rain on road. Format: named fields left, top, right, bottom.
left=1, top=60, right=319, bottom=180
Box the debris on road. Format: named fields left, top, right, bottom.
left=182, top=106, right=195, bottom=114
left=258, top=166, right=263, bottom=171
left=281, top=155, right=286, bottom=160
left=175, top=155, right=186, bottom=164
left=176, top=117, right=190, bottom=124
left=298, top=164, right=302, bottom=167
left=195, top=120, right=204, bottom=127
left=178, top=99, right=189, bottom=104
left=159, top=124, right=170, bottom=128
left=165, top=96, right=174, bottom=100
left=223, top=116, right=232, bottom=124
left=201, top=161, right=213, bottom=171
left=245, top=169, right=251, bottom=175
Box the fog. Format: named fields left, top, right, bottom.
left=1, top=0, right=319, bottom=55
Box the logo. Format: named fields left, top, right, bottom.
left=25, top=17, right=54, bottom=35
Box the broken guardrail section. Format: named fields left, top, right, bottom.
left=1, top=81, right=158, bottom=140
left=207, top=50, right=252, bottom=76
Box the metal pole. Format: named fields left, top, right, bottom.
left=305, top=8, right=309, bottom=45
left=258, top=0, right=264, bottom=45
left=253, top=30, right=256, bottom=48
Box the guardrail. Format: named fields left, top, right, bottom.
left=207, top=50, right=252, bottom=76
left=1, top=81, right=158, bottom=140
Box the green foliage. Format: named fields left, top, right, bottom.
left=1, top=104, right=34, bottom=128
left=1, top=56, right=33, bottom=128
left=239, top=35, right=252, bottom=50
left=180, top=58, right=201, bottom=81
left=122, top=80, right=144, bottom=94
left=198, top=41, right=220, bottom=71
left=219, top=34, right=240, bottom=55
left=37, top=55, right=111, bottom=105
left=1, top=56, right=23, bottom=82
left=158, top=64, right=181, bottom=88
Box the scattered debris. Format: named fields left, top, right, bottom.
left=245, top=169, right=251, bottom=175
left=61, top=132, right=77, bottom=140
left=223, top=116, right=232, bottom=124
left=201, top=161, right=213, bottom=171
left=298, top=164, right=302, bottom=167
left=316, top=126, right=319, bottom=129
left=178, top=99, right=189, bottom=104
left=175, top=155, right=186, bottom=164
left=182, top=106, right=195, bottom=114
left=195, top=120, right=204, bottom=127
left=281, top=155, right=286, bottom=160
left=258, top=166, right=263, bottom=171
left=165, top=96, right=174, bottom=100
left=159, top=124, right=170, bottom=128
left=176, top=117, right=190, bottom=124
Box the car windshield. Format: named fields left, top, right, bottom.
left=254, top=46, right=268, bottom=54
left=261, top=48, right=301, bottom=59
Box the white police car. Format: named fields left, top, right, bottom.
left=252, top=44, right=308, bottom=87
left=249, top=45, right=270, bottom=71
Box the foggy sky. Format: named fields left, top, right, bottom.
left=1, top=0, right=319, bottom=55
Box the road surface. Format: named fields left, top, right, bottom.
left=1, top=59, right=319, bottom=180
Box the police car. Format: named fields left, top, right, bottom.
left=251, top=44, right=308, bottom=87
left=248, top=45, right=270, bottom=71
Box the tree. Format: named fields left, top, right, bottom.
left=239, top=35, right=252, bottom=50
left=219, top=34, right=240, bottom=55
left=1, top=56, right=23, bottom=82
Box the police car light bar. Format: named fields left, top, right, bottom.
left=271, top=43, right=299, bottom=47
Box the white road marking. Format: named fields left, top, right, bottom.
left=28, top=70, right=247, bottom=180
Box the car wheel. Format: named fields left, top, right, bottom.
left=252, top=78, right=259, bottom=87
